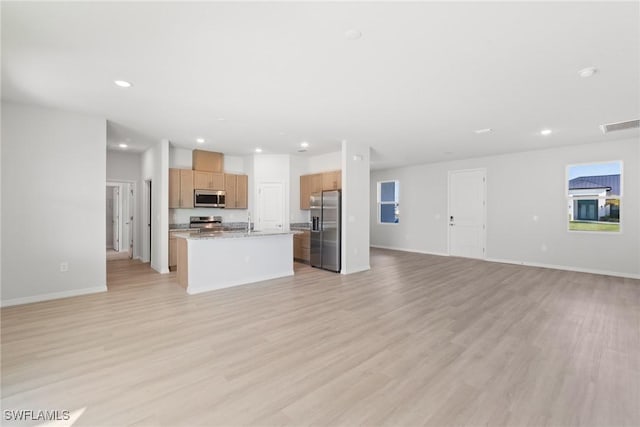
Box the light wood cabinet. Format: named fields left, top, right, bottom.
left=169, top=232, right=178, bottom=270
left=299, top=171, right=341, bottom=210
left=192, top=149, right=223, bottom=173
left=300, top=175, right=311, bottom=209
left=169, top=168, right=193, bottom=208
left=194, top=170, right=224, bottom=190
left=236, top=174, right=248, bottom=209
left=293, top=230, right=310, bottom=262
left=224, top=173, right=248, bottom=209
left=310, top=173, right=323, bottom=194
left=322, top=170, right=341, bottom=191
left=225, top=173, right=237, bottom=208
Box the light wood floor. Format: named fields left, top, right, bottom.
left=2, top=249, right=639, bottom=426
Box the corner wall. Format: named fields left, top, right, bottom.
left=1, top=102, right=107, bottom=306
left=342, top=141, right=371, bottom=274
left=370, top=138, right=640, bottom=278
left=141, top=139, right=170, bottom=273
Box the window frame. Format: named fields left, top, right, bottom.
left=566, top=160, right=623, bottom=234
left=377, top=180, right=400, bottom=225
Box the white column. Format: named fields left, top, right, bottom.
left=341, top=140, right=371, bottom=274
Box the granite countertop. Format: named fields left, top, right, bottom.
left=173, top=230, right=300, bottom=240
left=290, top=222, right=311, bottom=230
left=169, top=224, right=197, bottom=231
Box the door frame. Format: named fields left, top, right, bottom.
left=106, top=182, right=123, bottom=252
left=447, top=168, right=487, bottom=258
left=107, top=181, right=137, bottom=257
left=143, top=179, right=152, bottom=263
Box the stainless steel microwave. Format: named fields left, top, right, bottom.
left=194, top=189, right=225, bottom=208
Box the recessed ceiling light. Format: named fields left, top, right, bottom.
left=474, top=128, right=493, bottom=134
left=119, top=143, right=128, bottom=148
left=578, top=67, right=597, bottom=78
left=300, top=141, right=309, bottom=148
left=114, top=80, right=132, bottom=88
left=255, top=148, right=263, bottom=153
left=217, top=118, right=226, bottom=121
left=345, top=29, right=362, bottom=40
left=540, top=129, right=553, bottom=136
left=196, top=138, right=205, bottom=143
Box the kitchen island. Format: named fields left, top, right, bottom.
left=173, top=230, right=297, bottom=294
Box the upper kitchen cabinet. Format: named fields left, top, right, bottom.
left=300, top=175, right=311, bottom=209
left=322, top=170, right=341, bottom=191
left=310, top=173, right=323, bottom=194
left=299, top=171, right=341, bottom=209
left=169, top=168, right=194, bottom=208
left=236, top=174, right=248, bottom=209
left=224, top=173, right=248, bottom=209
left=300, top=173, right=322, bottom=209
left=194, top=170, right=225, bottom=190
left=192, top=149, right=223, bottom=173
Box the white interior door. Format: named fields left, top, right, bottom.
left=257, top=182, right=284, bottom=231
left=127, top=184, right=134, bottom=258
left=448, top=169, right=486, bottom=259
left=106, top=187, right=113, bottom=249
left=112, top=186, right=120, bottom=252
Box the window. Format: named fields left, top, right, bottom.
left=567, top=161, right=622, bottom=232
left=378, top=180, right=399, bottom=224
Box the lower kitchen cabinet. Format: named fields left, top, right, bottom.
left=169, top=232, right=178, bottom=271
left=293, top=230, right=310, bottom=263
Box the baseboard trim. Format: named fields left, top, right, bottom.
left=485, top=258, right=640, bottom=280
left=186, top=270, right=295, bottom=295
left=150, top=263, right=170, bottom=274
left=370, top=245, right=638, bottom=279
left=1, top=286, right=108, bottom=308
left=341, top=265, right=371, bottom=275
left=370, top=245, right=449, bottom=258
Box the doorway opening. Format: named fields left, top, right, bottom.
left=143, top=179, right=152, bottom=263
left=106, top=181, right=136, bottom=261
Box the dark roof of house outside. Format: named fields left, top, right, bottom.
left=569, top=174, right=620, bottom=196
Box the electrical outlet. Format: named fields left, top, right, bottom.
left=60, top=262, right=69, bottom=272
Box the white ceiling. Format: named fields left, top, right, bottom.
left=2, top=1, right=639, bottom=169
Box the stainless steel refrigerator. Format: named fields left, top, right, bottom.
left=310, top=190, right=341, bottom=272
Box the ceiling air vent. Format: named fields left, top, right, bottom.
left=600, top=119, right=640, bottom=134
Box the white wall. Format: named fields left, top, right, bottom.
left=107, top=149, right=142, bottom=181
left=1, top=102, right=107, bottom=306
left=141, top=140, right=170, bottom=273
left=341, top=141, right=371, bottom=274
left=370, top=138, right=640, bottom=278
left=107, top=149, right=143, bottom=258
left=308, top=151, right=341, bottom=173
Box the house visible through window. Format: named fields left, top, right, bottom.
left=567, top=161, right=622, bottom=232
left=378, top=180, right=399, bottom=224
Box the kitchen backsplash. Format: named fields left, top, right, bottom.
left=170, top=208, right=251, bottom=224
